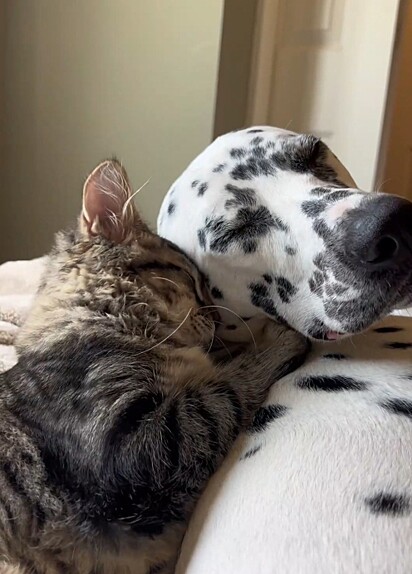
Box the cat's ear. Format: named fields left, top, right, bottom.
left=81, top=159, right=145, bottom=243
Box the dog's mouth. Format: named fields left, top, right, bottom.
left=324, top=330, right=346, bottom=341
left=308, top=291, right=410, bottom=341
left=311, top=330, right=346, bottom=341
left=308, top=323, right=348, bottom=341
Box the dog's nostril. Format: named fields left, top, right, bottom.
left=366, top=235, right=399, bottom=265
left=343, top=195, right=412, bottom=270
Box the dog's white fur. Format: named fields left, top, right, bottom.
left=158, top=127, right=412, bottom=573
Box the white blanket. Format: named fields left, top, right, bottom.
left=0, top=258, right=46, bottom=372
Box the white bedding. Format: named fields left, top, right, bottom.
left=0, top=257, right=46, bottom=372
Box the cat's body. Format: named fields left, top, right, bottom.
left=0, top=161, right=307, bottom=573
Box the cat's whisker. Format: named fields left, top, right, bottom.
left=122, top=178, right=151, bottom=216
left=152, top=276, right=180, bottom=289
left=206, top=334, right=216, bottom=355
left=136, top=308, right=193, bottom=357
left=200, top=305, right=257, bottom=350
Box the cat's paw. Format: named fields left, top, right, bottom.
left=258, top=322, right=310, bottom=375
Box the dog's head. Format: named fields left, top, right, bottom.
left=158, top=127, right=412, bottom=341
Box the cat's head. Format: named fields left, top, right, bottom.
left=80, top=158, right=217, bottom=349
left=20, top=160, right=217, bottom=353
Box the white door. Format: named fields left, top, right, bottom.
left=248, top=0, right=400, bottom=191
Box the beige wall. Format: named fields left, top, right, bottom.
left=0, top=0, right=223, bottom=262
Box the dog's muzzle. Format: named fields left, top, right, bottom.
left=340, top=194, right=412, bottom=272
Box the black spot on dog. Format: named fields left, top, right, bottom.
left=309, top=270, right=324, bottom=294
left=263, top=273, right=273, bottom=284
left=273, top=215, right=289, bottom=232
left=211, top=286, right=224, bottom=300
left=275, top=277, right=297, bottom=303
left=313, top=254, right=326, bottom=270
left=285, top=246, right=297, bottom=256
left=310, top=187, right=352, bottom=200
left=374, top=326, right=404, bottom=333
left=250, top=145, right=267, bottom=158
left=249, top=282, right=285, bottom=322
left=250, top=404, right=288, bottom=432
left=297, top=376, right=366, bottom=392
left=311, top=186, right=334, bottom=196
left=224, top=183, right=257, bottom=209
left=365, top=492, right=411, bottom=516
left=240, top=444, right=262, bottom=460
left=191, top=180, right=199, bottom=188
left=213, top=163, right=226, bottom=173
left=313, top=218, right=333, bottom=240
left=167, top=202, right=176, bottom=215
left=226, top=324, right=237, bottom=331
left=324, top=284, right=334, bottom=297
left=230, top=147, right=247, bottom=159
left=267, top=136, right=342, bottom=184
left=241, top=316, right=252, bottom=321
left=323, top=353, right=347, bottom=360
left=197, top=229, right=206, bottom=249
left=385, top=342, right=412, bottom=350
left=380, top=398, right=412, bottom=419
left=250, top=136, right=264, bottom=146
left=324, top=189, right=352, bottom=201
left=250, top=282, right=269, bottom=301
left=302, top=200, right=329, bottom=218
left=197, top=182, right=208, bottom=197
left=207, top=206, right=281, bottom=254
left=231, top=156, right=276, bottom=180
left=243, top=239, right=258, bottom=253
left=247, top=129, right=264, bottom=134
left=332, top=284, right=348, bottom=295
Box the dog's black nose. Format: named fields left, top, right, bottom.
left=343, top=195, right=412, bottom=270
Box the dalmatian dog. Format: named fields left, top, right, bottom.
left=158, top=127, right=412, bottom=573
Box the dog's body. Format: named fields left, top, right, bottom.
left=174, top=313, right=412, bottom=574
left=158, top=127, right=412, bottom=573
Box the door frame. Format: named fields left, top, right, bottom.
left=245, top=0, right=281, bottom=125
left=375, top=0, right=410, bottom=192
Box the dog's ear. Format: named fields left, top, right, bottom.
left=81, top=159, right=146, bottom=243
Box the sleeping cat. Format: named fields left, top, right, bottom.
left=0, top=160, right=307, bottom=573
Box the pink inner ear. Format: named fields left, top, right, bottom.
left=82, top=160, right=131, bottom=242
left=85, top=177, right=120, bottom=220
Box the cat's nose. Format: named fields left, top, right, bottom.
left=342, top=195, right=412, bottom=271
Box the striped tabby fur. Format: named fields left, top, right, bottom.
left=0, top=160, right=307, bottom=573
